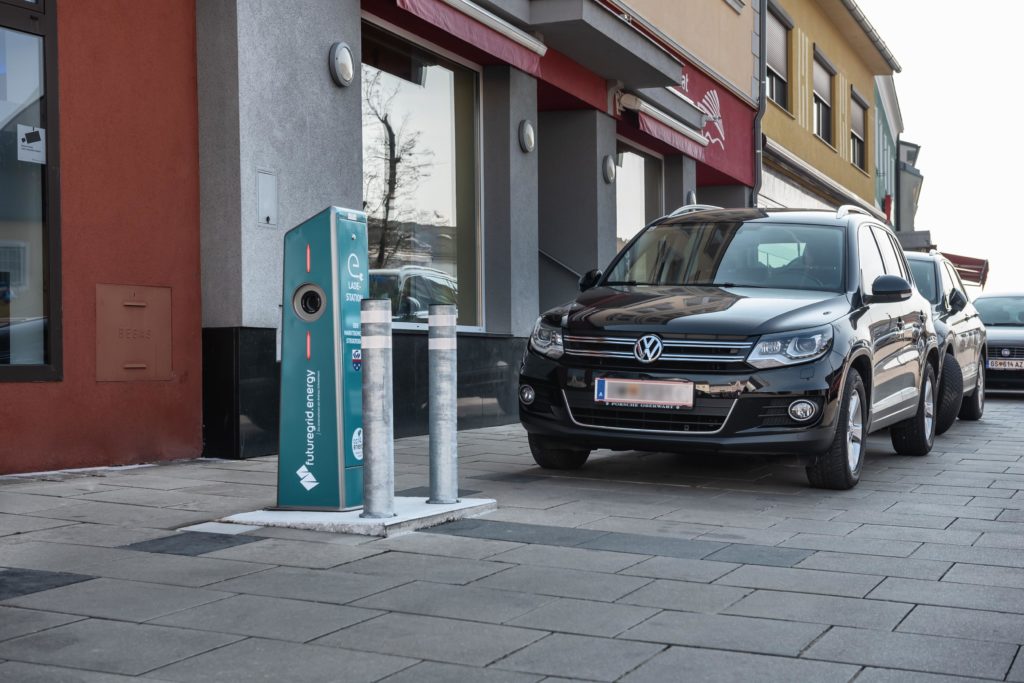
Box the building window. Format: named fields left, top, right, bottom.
left=851, top=89, right=867, bottom=171
left=812, top=54, right=833, bottom=144
left=0, top=3, right=61, bottom=379
left=614, top=141, right=663, bottom=252
left=361, top=24, right=480, bottom=327
left=765, top=8, right=789, bottom=110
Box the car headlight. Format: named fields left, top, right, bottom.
left=530, top=318, right=564, bottom=359
left=748, top=325, right=833, bottom=368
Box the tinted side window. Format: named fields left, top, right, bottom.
left=858, top=226, right=886, bottom=293
left=938, top=261, right=955, bottom=299
left=908, top=259, right=939, bottom=303
left=872, top=227, right=906, bottom=279
left=943, top=261, right=966, bottom=294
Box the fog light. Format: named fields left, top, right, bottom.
left=519, top=385, right=536, bottom=405
left=788, top=399, right=817, bottom=422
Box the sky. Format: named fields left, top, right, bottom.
left=856, top=0, right=1022, bottom=293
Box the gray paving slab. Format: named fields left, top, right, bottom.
left=701, top=543, right=813, bottom=567
left=152, top=593, right=381, bottom=642
left=885, top=501, right=1002, bottom=520
left=202, top=537, right=384, bottom=568
left=379, top=661, right=542, bottom=683
left=0, top=606, right=82, bottom=642
left=30, top=501, right=214, bottom=529
left=492, top=633, right=663, bottom=682
left=4, top=578, right=230, bottom=622
left=314, top=612, right=546, bottom=666
left=0, top=512, right=76, bottom=535
left=352, top=580, right=557, bottom=623
left=474, top=564, right=652, bottom=602
left=713, top=564, right=883, bottom=597
left=897, top=604, right=1024, bottom=644
left=7, top=522, right=170, bottom=548
left=1009, top=653, right=1024, bottom=682
left=794, top=551, right=952, bottom=579
left=976, top=531, right=1024, bottom=549
left=779, top=533, right=921, bottom=557
left=121, top=530, right=262, bottom=556
left=577, top=515, right=711, bottom=539
left=617, top=579, right=749, bottom=613
left=912, top=542, right=1024, bottom=568
left=869, top=576, right=1024, bottom=613
left=618, top=556, right=739, bottom=583
left=149, top=636, right=416, bottom=683
left=766, top=518, right=861, bottom=536
left=486, top=544, right=646, bottom=573
left=723, top=589, right=912, bottom=629
left=577, top=532, right=726, bottom=559
left=620, top=610, right=826, bottom=656
left=0, top=661, right=167, bottom=682
left=831, top=510, right=955, bottom=529
left=207, top=566, right=408, bottom=604
left=365, top=531, right=522, bottom=559
left=620, top=645, right=859, bottom=683
left=2, top=478, right=125, bottom=496
left=428, top=519, right=610, bottom=547
left=855, top=668, right=1004, bottom=683
left=942, top=562, right=1024, bottom=590
left=505, top=597, right=658, bottom=637
left=803, top=626, right=1017, bottom=679
left=0, top=567, right=93, bottom=600
left=0, top=618, right=242, bottom=676
left=0, top=492, right=86, bottom=514
left=338, top=550, right=508, bottom=585
left=481, top=506, right=612, bottom=528
left=242, top=526, right=377, bottom=545
left=847, top=523, right=982, bottom=545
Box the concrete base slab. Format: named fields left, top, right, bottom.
left=220, top=497, right=497, bottom=537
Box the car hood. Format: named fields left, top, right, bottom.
left=984, top=326, right=1024, bottom=346
left=553, top=286, right=850, bottom=337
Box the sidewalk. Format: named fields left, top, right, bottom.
left=1, top=400, right=1023, bottom=681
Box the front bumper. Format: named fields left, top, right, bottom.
left=518, top=349, right=846, bottom=459
left=984, top=367, right=1024, bottom=392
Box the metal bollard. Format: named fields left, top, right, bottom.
left=427, top=304, right=459, bottom=504
left=360, top=299, right=395, bottom=518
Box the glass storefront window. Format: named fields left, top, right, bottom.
left=0, top=23, right=49, bottom=368
left=614, top=142, right=663, bottom=252
left=361, top=24, right=480, bottom=326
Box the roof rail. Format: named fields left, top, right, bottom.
left=836, top=205, right=870, bottom=219
left=667, top=204, right=723, bottom=217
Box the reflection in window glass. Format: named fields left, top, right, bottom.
left=908, top=259, right=938, bottom=304
left=0, top=26, right=47, bottom=365
left=614, top=143, right=662, bottom=252
left=361, top=25, right=478, bottom=325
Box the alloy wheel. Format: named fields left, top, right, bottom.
left=847, top=392, right=863, bottom=472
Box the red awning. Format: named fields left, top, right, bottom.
left=636, top=111, right=706, bottom=161
left=396, top=0, right=542, bottom=75
left=942, top=252, right=990, bottom=287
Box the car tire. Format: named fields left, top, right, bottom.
left=959, top=354, right=986, bottom=421
left=890, top=363, right=937, bottom=456
left=528, top=435, right=590, bottom=470
left=806, top=369, right=865, bottom=490
left=935, top=354, right=963, bottom=436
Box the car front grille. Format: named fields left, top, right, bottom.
left=991, top=346, right=1024, bottom=360
left=562, top=390, right=734, bottom=433
left=563, top=334, right=754, bottom=372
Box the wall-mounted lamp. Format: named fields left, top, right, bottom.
left=518, top=119, right=536, bottom=153
left=602, top=155, right=616, bottom=184
left=329, top=42, right=355, bottom=87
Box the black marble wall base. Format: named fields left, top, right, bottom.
left=202, top=327, right=279, bottom=459
left=203, top=327, right=526, bottom=458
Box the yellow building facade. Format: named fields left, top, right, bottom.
left=759, top=0, right=899, bottom=215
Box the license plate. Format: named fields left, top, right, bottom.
left=594, top=378, right=694, bottom=409
left=988, top=359, right=1024, bottom=370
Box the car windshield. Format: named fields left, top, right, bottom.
left=975, top=296, right=1024, bottom=326
left=908, top=259, right=938, bottom=303
left=605, top=221, right=845, bottom=292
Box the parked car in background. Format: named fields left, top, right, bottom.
left=905, top=252, right=986, bottom=431
left=519, top=205, right=939, bottom=490
left=973, top=292, right=1024, bottom=392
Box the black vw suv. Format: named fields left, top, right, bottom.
left=519, top=206, right=939, bottom=489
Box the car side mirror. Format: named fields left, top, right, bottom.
left=949, top=288, right=968, bottom=314
left=867, top=274, right=912, bottom=304
left=579, top=269, right=603, bottom=292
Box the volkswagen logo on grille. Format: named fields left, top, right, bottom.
left=634, top=334, right=664, bottom=363
left=1002, top=348, right=1012, bottom=358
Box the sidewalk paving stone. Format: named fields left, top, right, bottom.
left=941, top=562, right=1024, bottom=590
left=121, top=530, right=262, bottom=556
left=313, top=612, right=546, bottom=666
left=352, top=580, right=557, bottom=623
left=712, top=564, right=884, bottom=597
left=0, top=606, right=82, bottom=642
left=6, top=522, right=170, bottom=548
left=0, top=567, right=93, bottom=600
left=577, top=532, right=726, bottom=559
left=619, top=645, right=859, bottom=683
left=365, top=530, right=522, bottom=560
left=505, top=597, right=658, bottom=637
left=486, top=543, right=647, bottom=573
left=378, top=661, right=542, bottom=683
left=802, top=626, right=1017, bottom=679
left=897, top=604, right=1024, bottom=644
left=855, top=668, right=1006, bottom=683
left=793, top=550, right=952, bottom=579
left=700, top=543, right=812, bottom=567
left=207, top=566, right=408, bottom=604
left=616, top=579, right=749, bottom=613
left=339, top=550, right=509, bottom=585
left=201, top=537, right=384, bottom=568
left=722, top=589, right=912, bottom=629
left=617, top=556, right=739, bottom=583
left=868, top=576, right=1024, bottom=613
left=427, top=519, right=609, bottom=547
left=492, top=633, right=664, bottom=682
left=475, top=564, right=652, bottom=602
left=0, top=661, right=169, bottom=682
left=619, top=610, right=827, bottom=656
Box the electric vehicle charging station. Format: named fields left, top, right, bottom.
left=277, top=207, right=368, bottom=510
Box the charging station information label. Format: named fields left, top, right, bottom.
left=277, top=207, right=368, bottom=510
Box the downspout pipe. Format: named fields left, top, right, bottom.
left=752, top=0, right=767, bottom=207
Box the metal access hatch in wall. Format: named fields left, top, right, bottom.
left=96, top=284, right=173, bottom=381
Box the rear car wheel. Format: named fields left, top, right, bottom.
left=806, top=369, right=865, bottom=490
left=959, top=354, right=985, bottom=421
left=935, top=354, right=963, bottom=436
left=528, top=435, right=590, bottom=470
left=890, top=363, right=937, bottom=456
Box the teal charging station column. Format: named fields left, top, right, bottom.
left=277, top=207, right=368, bottom=510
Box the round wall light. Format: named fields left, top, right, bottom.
left=329, top=42, right=355, bottom=87
left=603, top=155, right=616, bottom=184
left=518, top=119, right=536, bottom=153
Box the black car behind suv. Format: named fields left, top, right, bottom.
left=973, top=292, right=1024, bottom=392
left=519, top=206, right=939, bottom=489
